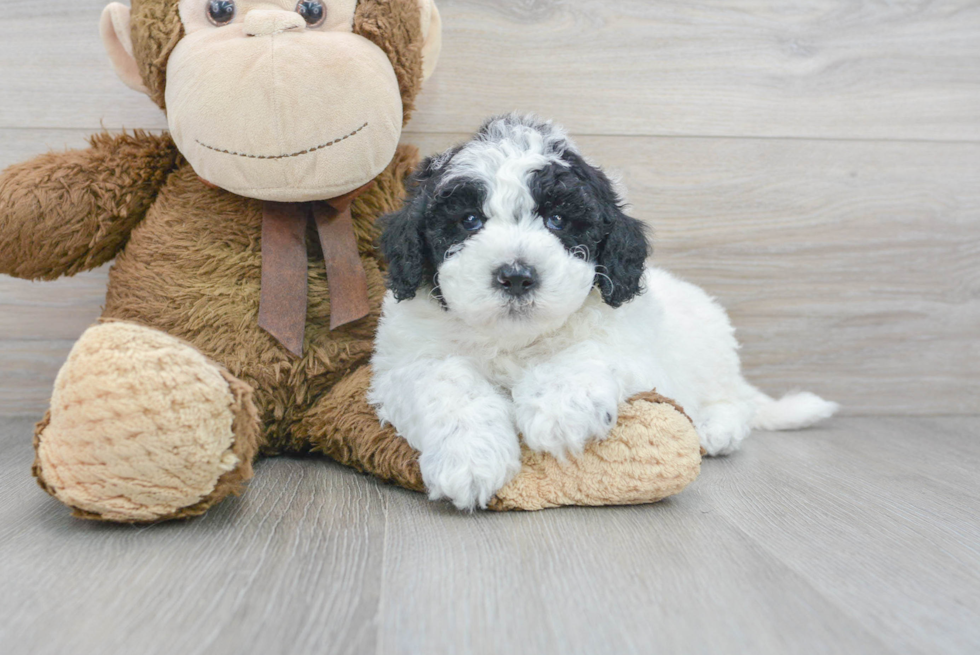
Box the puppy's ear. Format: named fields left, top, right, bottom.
left=379, top=159, right=442, bottom=301
left=574, top=157, right=648, bottom=307
left=414, top=146, right=462, bottom=185
left=595, top=207, right=649, bottom=307
left=379, top=201, right=427, bottom=301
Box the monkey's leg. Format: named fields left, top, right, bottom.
left=297, top=369, right=702, bottom=510
left=295, top=366, right=425, bottom=493
left=490, top=392, right=703, bottom=511
left=33, top=321, right=262, bottom=522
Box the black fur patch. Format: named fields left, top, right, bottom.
left=529, top=151, right=650, bottom=306
left=378, top=153, right=486, bottom=302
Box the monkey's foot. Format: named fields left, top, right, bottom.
left=489, top=392, right=701, bottom=511
left=33, top=321, right=261, bottom=522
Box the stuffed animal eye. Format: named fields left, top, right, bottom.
left=460, top=214, right=484, bottom=232
left=545, top=214, right=566, bottom=231
left=296, top=1, right=327, bottom=27
left=207, top=0, right=236, bottom=26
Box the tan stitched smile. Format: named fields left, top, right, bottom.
left=195, top=122, right=368, bottom=160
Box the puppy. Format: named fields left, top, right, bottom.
left=369, top=114, right=838, bottom=510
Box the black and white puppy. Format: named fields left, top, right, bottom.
left=369, top=114, right=837, bottom=510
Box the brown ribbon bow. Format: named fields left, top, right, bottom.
left=257, top=183, right=374, bottom=357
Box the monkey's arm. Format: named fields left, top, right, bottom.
left=0, top=131, right=179, bottom=280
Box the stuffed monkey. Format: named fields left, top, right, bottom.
left=0, top=0, right=700, bottom=522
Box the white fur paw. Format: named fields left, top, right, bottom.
left=514, top=377, right=619, bottom=460
left=418, top=432, right=522, bottom=511
left=697, top=403, right=752, bottom=456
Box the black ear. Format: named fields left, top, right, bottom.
left=563, top=150, right=650, bottom=307
left=380, top=148, right=466, bottom=300
left=379, top=200, right=428, bottom=301
left=595, top=207, right=649, bottom=307
left=378, top=149, right=464, bottom=300
left=379, top=175, right=433, bottom=301
left=413, top=147, right=461, bottom=185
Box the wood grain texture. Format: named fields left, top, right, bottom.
left=1, top=1, right=979, bottom=140
left=0, top=419, right=388, bottom=655
left=699, top=422, right=980, bottom=655
left=3, top=129, right=978, bottom=415
left=377, top=484, right=888, bottom=655
left=2, top=416, right=978, bottom=655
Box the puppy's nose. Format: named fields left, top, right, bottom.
left=493, top=262, right=538, bottom=297
left=244, top=10, right=307, bottom=37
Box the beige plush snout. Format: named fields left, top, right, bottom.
left=244, top=10, right=307, bottom=37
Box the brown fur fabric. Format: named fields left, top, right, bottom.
left=130, top=0, right=183, bottom=110
left=100, top=144, right=420, bottom=456
left=630, top=390, right=692, bottom=424
left=297, top=365, right=426, bottom=492
left=0, top=131, right=179, bottom=279
left=354, top=0, right=425, bottom=124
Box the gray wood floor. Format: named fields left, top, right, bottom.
left=1, top=416, right=977, bottom=655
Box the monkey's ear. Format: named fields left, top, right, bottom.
left=418, top=0, right=443, bottom=81
left=100, top=3, right=150, bottom=95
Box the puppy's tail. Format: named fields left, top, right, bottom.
left=750, top=389, right=839, bottom=431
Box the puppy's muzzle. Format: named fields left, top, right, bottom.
left=493, top=262, right=538, bottom=298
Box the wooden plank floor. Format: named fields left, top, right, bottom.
left=1, top=416, right=978, bottom=655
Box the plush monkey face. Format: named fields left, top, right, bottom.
left=102, top=0, right=442, bottom=202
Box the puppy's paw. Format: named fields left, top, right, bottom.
left=418, top=431, right=522, bottom=511
left=514, top=378, right=619, bottom=460
left=697, top=403, right=752, bottom=456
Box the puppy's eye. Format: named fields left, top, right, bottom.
left=207, top=0, right=236, bottom=26
left=296, top=1, right=326, bottom=27
left=460, top=214, right=484, bottom=232
left=545, top=214, right=566, bottom=231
